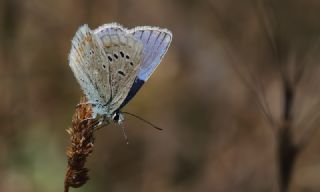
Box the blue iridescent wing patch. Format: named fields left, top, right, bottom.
left=129, top=27, right=172, bottom=81
left=116, top=27, right=172, bottom=110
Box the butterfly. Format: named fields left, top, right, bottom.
left=68, top=23, right=172, bottom=125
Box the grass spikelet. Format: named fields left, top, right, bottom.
left=64, top=96, right=99, bottom=192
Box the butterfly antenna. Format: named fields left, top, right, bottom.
left=122, top=111, right=163, bottom=131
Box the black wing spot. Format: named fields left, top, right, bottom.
left=118, top=71, right=126, bottom=77
left=120, top=51, right=124, bottom=57
left=113, top=53, right=119, bottom=59
left=125, top=55, right=130, bottom=59
left=108, top=55, right=113, bottom=62
left=102, top=64, right=106, bottom=68
left=129, top=62, right=133, bottom=66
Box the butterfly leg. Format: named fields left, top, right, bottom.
left=76, top=101, right=99, bottom=108
left=93, top=116, right=111, bottom=131
left=78, top=111, right=98, bottom=124
left=79, top=117, right=96, bottom=124
left=79, top=115, right=108, bottom=132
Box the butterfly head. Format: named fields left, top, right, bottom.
left=112, top=111, right=124, bottom=124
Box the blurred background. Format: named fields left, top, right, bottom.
left=1, top=0, right=320, bottom=191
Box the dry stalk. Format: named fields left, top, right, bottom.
left=64, top=96, right=99, bottom=192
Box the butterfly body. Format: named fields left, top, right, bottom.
left=69, top=23, right=172, bottom=123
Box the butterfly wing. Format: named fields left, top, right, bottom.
left=69, top=24, right=172, bottom=115
left=129, top=26, right=172, bottom=81
left=94, top=25, right=144, bottom=114
left=69, top=25, right=112, bottom=109
left=94, top=23, right=126, bottom=37
left=116, top=27, right=172, bottom=110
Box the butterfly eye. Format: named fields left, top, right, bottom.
left=112, top=113, right=120, bottom=121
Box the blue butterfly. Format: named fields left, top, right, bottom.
left=69, top=23, right=172, bottom=125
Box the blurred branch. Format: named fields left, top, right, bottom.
left=277, top=120, right=297, bottom=192
left=210, top=1, right=319, bottom=192
left=291, top=37, right=320, bottom=137
left=282, top=35, right=320, bottom=152
left=208, top=1, right=276, bottom=131
left=254, top=2, right=309, bottom=191
left=295, top=100, right=320, bottom=135
left=297, top=110, right=320, bottom=150
left=255, top=0, right=280, bottom=62
left=277, top=74, right=297, bottom=192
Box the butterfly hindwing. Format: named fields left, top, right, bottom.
left=117, top=78, right=145, bottom=110
left=94, top=26, right=143, bottom=113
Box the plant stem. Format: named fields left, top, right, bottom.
left=278, top=78, right=298, bottom=192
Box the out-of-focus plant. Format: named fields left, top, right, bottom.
left=210, top=1, right=320, bottom=191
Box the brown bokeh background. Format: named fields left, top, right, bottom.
left=1, top=0, right=320, bottom=191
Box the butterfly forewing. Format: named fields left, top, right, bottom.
left=129, top=27, right=172, bottom=81
left=94, top=23, right=126, bottom=37
left=69, top=25, right=112, bottom=107
left=115, top=27, right=172, bottom=110
left=94, top=26, right=143, bottom=113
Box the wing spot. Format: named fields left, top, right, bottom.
left=129, top=62, right=133, bottom=66
left=102, top=64, right=106, bottom=68
left=108, top=55, right=113, bottom=62
left=120, top=51, right=124, bottom=57
left=113, top=53, right=119, bottom=59
left=125, top=55, right=130, bottom=59
left=118, top=71, right=126, bottom=77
